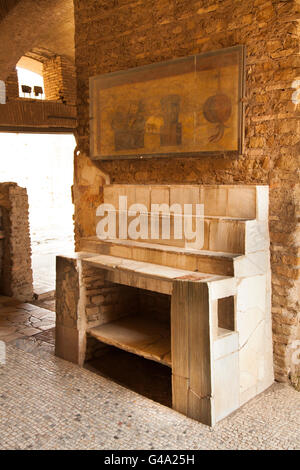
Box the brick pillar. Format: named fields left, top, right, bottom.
left=5, top=68, right=19, bottom=101
left=0, top=183, right=33, bottom=302
left=43, top=56, right=76, bottom=105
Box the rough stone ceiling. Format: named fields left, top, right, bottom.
left=0, top=0, right=75, bottom=80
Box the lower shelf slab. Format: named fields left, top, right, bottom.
left=88, top=314, right=171, bottom=367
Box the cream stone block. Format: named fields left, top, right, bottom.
left=245, top=220, right=269, bottom=253
left=208, top=219, right=245, bottom=254
left=84, top=254, right=124, bottom=269
left=257, top=318, right=274, bottom=392
left=150, top=186, right=170, bottom=208
left=116, top=259, right=147, bottom=272
left=202, top=187, right=228, bottom=216
left=210, top=299, right=219, bottom=339
left=234, top=251, right=269, bottom=278
left=118, top=185, right=149, bottom=210
left=134, top=263, right=189, bottom=279
left=170, top=185, right=200, bottom=208
left=184, top=218, right=209, bottom=251
left=208, top=277, right=236, bottom=301
left=134, top=186, right=151, bottom=210
left=236, top=307, right=264, bottom=348
left=213, top=331, right=239, bottom=361
left=165, top=252, right=198, bottom=271
left=103, top=185, right=126, bottom=208
left=256, top=186, right=269, bottom=221
left=227, top=187, right=256, bottom=219
left=239, top=320, right=265, bottom=397
left=256, top=362, right=274, bottom=397
left=184, top=215, right=206, bottom=251
left=213, top=351, right=239, bottom=422
left=236, top=275, right=266, bottom=313
left=109, top=244, right=133, bottom=260
left=103, top=185, right=151, bottom=210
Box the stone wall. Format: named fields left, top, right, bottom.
left=0, top=183, right=33, bottom=302
left=43, top=56, right=76, bottom=105
left=72, top=0, right=300, bottom=382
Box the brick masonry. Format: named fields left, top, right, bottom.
left=0, top=54, right=77, bottom=130
left=0, top=183, right=33, bottom=302
left=4, top=56, right=76, bottom=106
left=0, top=99, right=77, bottom=130
left=71, top=0, right=300, bottom=383
left=5, top=67, right=19, bottom=101
left=43, top=56, right=76, bottom=106
left=56, top=258, right=172, bottom=364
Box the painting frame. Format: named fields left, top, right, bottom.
left=89, top=45, right=246, bottom=161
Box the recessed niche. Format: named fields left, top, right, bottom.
left=87, top=287, right=171, bottom=367
left=218, top=296, right=235, bottom=333
left=85, top=286, right=172, bottom=407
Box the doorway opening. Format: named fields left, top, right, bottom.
left=0, top=132, right=75, bottom=297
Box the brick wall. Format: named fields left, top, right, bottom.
left=5, top=67, right=19, bottom=101
left=82, top=263, right=170, bottom=360
left=0, top=183, right=33, bottom=302
left=0, top=100, right=77, bottom=129
left=73, top=0, right=300, bottom=382
left=43, top=56, right=76, bottom=105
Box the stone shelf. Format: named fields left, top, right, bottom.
left=88, top=315, right=171, bottom=367
left=81, top=237, right=237, bottom=277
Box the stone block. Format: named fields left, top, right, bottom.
left=214, top=351, right=240, bottom=422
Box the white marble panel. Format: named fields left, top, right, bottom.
left=234, top=251, right=269, bottom=278
left=213, top=352, right=239, bottom=422
left=245, top=220, right=269, bottom=253
left=213, top=332, right=239, bottom=361
left=236, top=275, right=266, bottom=312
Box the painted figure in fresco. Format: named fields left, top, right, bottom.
left=160, top=94, right=182, bottom=146
left=203, top=93, right=232, bottom=143
left=111, top=101, right=145, bottom=151
left=203, top=70, right=232, bottom=143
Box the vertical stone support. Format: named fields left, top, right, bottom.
left=0, top=183, right=33, bottom=302
left=55, top=254, right=86, bottom=365
left=55, top=254, right=139, bottom=365
left=171, top=280, right=213, bottom=426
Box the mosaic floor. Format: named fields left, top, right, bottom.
left=0, top=296, right=299, bottom=450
